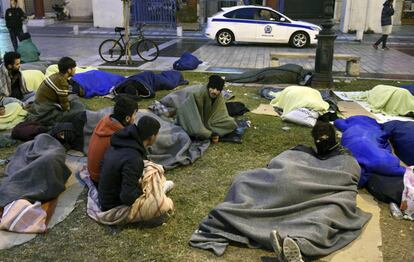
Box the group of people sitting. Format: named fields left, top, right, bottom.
left=0, top=52, right=239, bottom=225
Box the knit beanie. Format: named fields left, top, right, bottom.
left=207, top=75, right=225, bottom=91
left=311, top=120, right=337, bottom=156
left=49, top=122, right=76, bottom=149
left=136, top=116, right=161, bottom=141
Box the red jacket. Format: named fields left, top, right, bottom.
left=87, top=115, right=123, bottom=182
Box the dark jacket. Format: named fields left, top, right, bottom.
left=381, top=2, right=394, bottom=26
left=5, top=7, right=25, bottom=30
left=98, top=125, right=147, bottom=211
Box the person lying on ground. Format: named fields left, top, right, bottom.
left=17, top=32, right=40, bottom=63
left=269, top=120, right=359, bottom=262
left=26, top=57, right=85, bottom=126
left=87, top=96, right=138, bottom=185
left=0, top=52, right=34, bottom=107
left=159, top=75, right=237, bottom=140
left=190, top=120, right=370, bottom=260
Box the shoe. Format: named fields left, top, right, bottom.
left=163, top=180, right=174, bottom=194
left=283, top=237, right=304, bottom=262
left=383, top=46, right=390, bottom=50
left=270, top=230, right=283, bottom=260
left=372, top=44, right=378, bottom=50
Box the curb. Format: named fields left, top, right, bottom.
left=30, top=33, right=414, bottom=46
left=30, top=33, right=206, bottom=40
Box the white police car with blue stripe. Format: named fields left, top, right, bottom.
left=205, top=5, right=321, bottom=48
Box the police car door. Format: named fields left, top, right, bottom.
left=255, top=9, right=288, bottom=43
left=231, top=7, right=258, bottom=42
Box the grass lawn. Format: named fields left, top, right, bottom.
left=0, top=72, right=413, bottom=261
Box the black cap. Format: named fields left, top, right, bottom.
left=207, top=75, right=225, bottom=91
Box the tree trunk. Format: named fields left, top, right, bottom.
left=33, top=0, right=45, bottom=19
left=123, top=0, right=132, bottom=64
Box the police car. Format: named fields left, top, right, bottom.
left=205, top=5, right=321, bottom=48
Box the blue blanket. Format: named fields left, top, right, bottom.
left=114, top=70, right=187, bottom=98
left=334, top=116, right=405, bottom=187
left=71, top=70, right=125, bottom=98
left=401, top=84, right=414, bottom=95
left=173, top=52, right=202, bottom=71
left=383, top=120, right=414, bottom=166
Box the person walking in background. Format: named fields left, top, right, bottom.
left=5, top=0, right=26, bottom=51
left=373, top=0, right=394, bottom=50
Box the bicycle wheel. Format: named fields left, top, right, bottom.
left=99, top=39, right=123, bottom=63
left=136, top=39, right=159, bottom=62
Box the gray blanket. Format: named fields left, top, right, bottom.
left=225, top=64, right=311, bottom=84
left=20, top=61, right=52, bottom=74
left=189, top=150, right=371, bottom=258
left=82, top=108, right=209, bottom=169
left=0, top=134, right=71, bottom=207
left=26, top=95, right=86, bottom=127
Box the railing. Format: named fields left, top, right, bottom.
left=132, top=0, right=177, bottom=27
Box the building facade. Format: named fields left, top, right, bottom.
left=340, top=0, right=408, bottom=34
left=2, top=1, right=410, bottom=31
left=1, top=0, right=92, bottom=18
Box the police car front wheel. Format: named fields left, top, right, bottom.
left=290, top=32, right=310, bottom=48
left=216, top=30, right=234, bottom=46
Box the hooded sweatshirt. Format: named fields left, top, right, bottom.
left=87, top=115, right=123, bottom=182
left=98, top=124, right=147, bottom=211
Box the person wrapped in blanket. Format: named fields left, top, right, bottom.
left=87, top=96, right=138, bottom=185
left=98, top=116, right=174, bottom=222
left=26, top=57, right=85, bottom=127
left=189, top=120, right=370, bottom=260
left=0, top=52, right=35, bottom=107
left=269, top=120, right=349, bottom=262
left=158, top=75, right=237, bottom=141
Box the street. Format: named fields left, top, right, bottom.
left=1, top=18, right=414, bottom=80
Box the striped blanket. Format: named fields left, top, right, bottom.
left=0, top=200, right=47, bottom=233
left=80, top=161, right=174, bottom=225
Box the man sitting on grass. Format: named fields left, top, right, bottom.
left=87, top=96, right=138, bottom=185
left=27, top=57, right=85, bottom=126
left=98, top=116, right=174, bottom=222
left=159, top=75, right=237, bottom=140
left=0, top=51, right=34, bottom=106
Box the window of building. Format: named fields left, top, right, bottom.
left=402, top=0, right=414, bottom=24
left=243, top=0, right=265, bottom=5
left=218, top=0, right=238, bottom=9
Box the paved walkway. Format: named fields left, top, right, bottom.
left=1, top=18, right=413, bottom=79
left=131, top=41, right=414, bottom=79
left=0, top=24, right=13, bottom=54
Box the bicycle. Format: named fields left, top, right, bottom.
left=98, top=24, right=160, bottom=63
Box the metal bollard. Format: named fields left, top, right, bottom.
left=73, top=25, right=79, bottom=35
left=176, top=26, right=183, bottom=37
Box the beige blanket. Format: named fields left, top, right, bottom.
left=82, top=161, right=174, bottom=225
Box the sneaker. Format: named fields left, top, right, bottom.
left=270, top=230, right=283, bottom=260
left=383, top=46, right=390, bottom=50
left=372, top=44, right=378, bottom=50
left=163, top=180, right=174, bottom=194
left=283, top=237, right=304, bottom=262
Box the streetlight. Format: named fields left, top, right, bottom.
left=311, top=0, right=337, bottom=89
